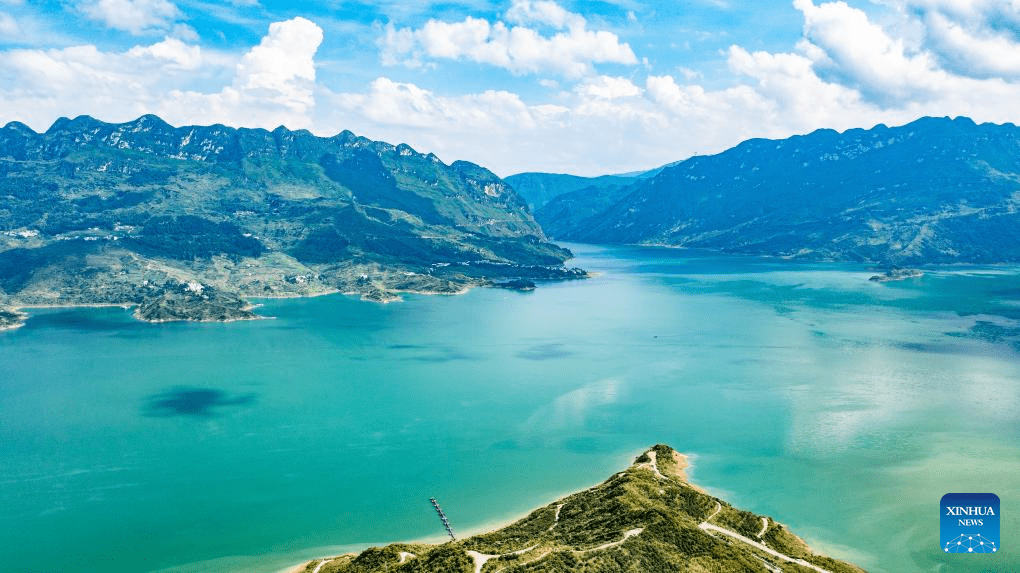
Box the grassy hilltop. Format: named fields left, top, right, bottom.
left=303, top=445, right=865, bottom=573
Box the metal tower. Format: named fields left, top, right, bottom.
left=429, top=497, right=457, bottom=541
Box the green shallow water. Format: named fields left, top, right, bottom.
left=1, top=244, right=1018, bottom=573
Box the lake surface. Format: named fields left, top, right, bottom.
left=1, top=244, right=1018, bottom=573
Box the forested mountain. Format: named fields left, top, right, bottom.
left=539, top=116, right=1020, bottom=265
left=0, top=115, right=582, bottom=326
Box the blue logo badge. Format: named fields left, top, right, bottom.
left=941, top=493, right=999, bottom=554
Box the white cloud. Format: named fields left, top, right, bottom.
left=331, top=76, right=554, bottom=131
left=166, top=17, right=323, bottom=128
left=233, top=17, right=322, bottom=111
left=170, top=23, right=200, bottom=42
left=505, top=0, right=585, bottom=29
left=793, top=0, right=945, bottom=101
left=0, top=11, right=20, bottom=36
left=380, top=0, right=637, bottom=78
left=576, top=75, right=642, bottom=99
left=126, top=37, right=202, bottom=69
left=0, top=18, right=322, bottom=132
left=4, top=1, right=1020, bottom=178
left=79, top=0, right=182, bottom=34
left=727, top=45, right=868, bottom=128
left=317, top=1, right=1020, bottom=175
left=888, top=0, right=1020, bottom=79
left=923, top=11, right=1020, bottom=77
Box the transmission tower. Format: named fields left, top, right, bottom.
left=429, top=497, right=457, bottom=541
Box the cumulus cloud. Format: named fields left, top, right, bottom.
left=576, top=75, right=642, bottom=99
left=793, top=0, right=946, bottom=102
left=323, top=0, right=1020, bottom=175
left=892, top=0, right=1020, bottom=78
left=5, top=2, right=1020, bottom=177
left=330, top=76, right=564, bottom=132
left=126, top=37, right=202, bottom=69
left=79, top=0, right=181, bottom=34
left=232, top=17, right=322, bottom=112
left=0, top=17, right=322, bottom=132
left=505, top=0, right=585, bottom=29
left=380, top=0, right=637, bottom=77
left=164, top=17, right=323, bottom=128
left=920, top=12, right=1020, bottom=77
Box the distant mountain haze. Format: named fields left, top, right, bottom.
left=504, top=172, right=640, bottom=211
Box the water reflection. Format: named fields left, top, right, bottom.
left=516, top=343, right=573, bottom=361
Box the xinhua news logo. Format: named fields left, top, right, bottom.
left=941, top=493, right=1000, bottom=554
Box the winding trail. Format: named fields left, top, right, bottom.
left=637, top=450, right=667, bottom=480
left=397, top=552, right=416, bottom=564
left=586, top=528, right=644, bottom=552
left=697, top=524, right=832, bottom=573
left=697, top=500, right=830, bottom=573
left=466, top=550, right=495, bottom=573
left=547, top=504, right=564, bottom=531
left=467, top=545, right=537, bottom=573
left=705, top=502, right=722, bottom=522
left=311, top=559, right=333, bottom=573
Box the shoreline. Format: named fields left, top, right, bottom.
left=4, top=281, right=498, bottom=328
left=278, top=447, right=684, bottom=573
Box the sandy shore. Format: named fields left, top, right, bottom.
left=277, top=560, right=312, bottom=573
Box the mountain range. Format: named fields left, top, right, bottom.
left=0, top=115, right=583, bottom=327
left=528, top=116, right=1020, bottom=265
left=5, top=114, right=1020, bottom=329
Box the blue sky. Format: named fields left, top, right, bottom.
left=2, top=1, right=1020, bottom=175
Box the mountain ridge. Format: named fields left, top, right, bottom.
left=537, top=116, right=1020, bottom=265
left=0, top=114, right=584, bottom=328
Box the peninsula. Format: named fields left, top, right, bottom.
left=296, top=445, right=865, bottom=573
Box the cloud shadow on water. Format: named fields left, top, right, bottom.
left=142, top=387, right=257, bottom=418
left=386, top=343, right=478, bottom=363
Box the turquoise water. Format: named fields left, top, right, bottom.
left=1, top=244, right=1018, bottom=573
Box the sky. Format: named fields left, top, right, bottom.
left=1, top=1, right=1020, bottom=176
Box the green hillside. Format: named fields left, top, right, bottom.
left=541, top=116, right=1020, bottom=265
left=0, top=115, right=585, bottom=327
left=303, top=445, right=865, bottom=573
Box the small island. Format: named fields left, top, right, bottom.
left=490, top=278, right=537, bottom=291
left=869, top=268, right=923, bottom=282
left=0, top=307, right=26, bottom=331
left=294, top=445, right=865, bottom=573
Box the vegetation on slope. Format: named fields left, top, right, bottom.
left=0, top=115, right=585, bottom=325
left=305, top=445, right=866, bottom=573
left=539, top=116, right=1020, bottom=265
